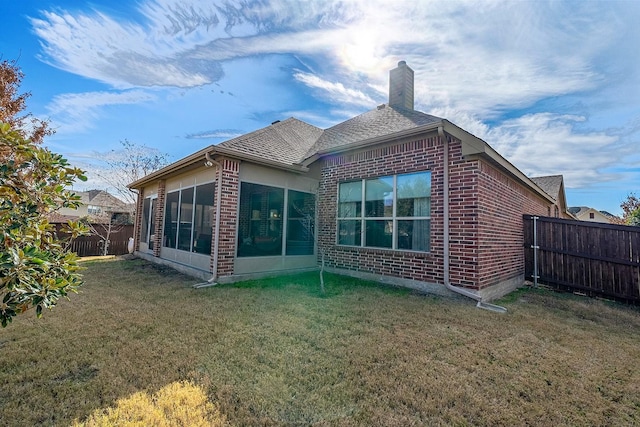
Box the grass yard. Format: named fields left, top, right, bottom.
left=1, top=258, right=640, bottom=426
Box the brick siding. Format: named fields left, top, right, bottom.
left=318, top=133, right=553, bottom=291
left=210, top=158, right=240, bottom=277
left=153, top=180, right=166, bottom=257
left=318, top=135, right=446, bottom=286
left=476, top=161, right=549, bottom=289
left=133, top=188, right=144, bottom=251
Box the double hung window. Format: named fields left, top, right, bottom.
left=338, top=171, right=431, bottom=252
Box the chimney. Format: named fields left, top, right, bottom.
left=388, top=60, right=414, bottom=110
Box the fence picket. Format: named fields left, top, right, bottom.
left=523, top=215, right=640, bottom=303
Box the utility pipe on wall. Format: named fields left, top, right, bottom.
left=193, top=152, right=223, bottom=288
left=438, top=126, right=506, bottom=313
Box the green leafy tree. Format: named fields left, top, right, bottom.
left=0, top=122, right=89, bottom=326
left=621, top=193, right=640, bottom=226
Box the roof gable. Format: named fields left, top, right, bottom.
left=306, top=105, right=442, bottom=158
left=218, top=117, right=323, bottom=166
left=530, top=175, right=564, bottom=201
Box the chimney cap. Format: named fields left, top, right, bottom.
left=398, top=60, right=407, bottom=66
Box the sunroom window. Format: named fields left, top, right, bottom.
left=337, top=171, right=431, bottom=252
left=163, top=183, right=215, bottom=253
left=237, top=182, right=315, bottom=257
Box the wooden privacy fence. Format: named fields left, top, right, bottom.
left=54, top=224, right=135, bottom=257
left=523, top=215, right=640, bottom=302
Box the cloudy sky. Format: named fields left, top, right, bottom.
left=2, top=0, right=639, bottom=215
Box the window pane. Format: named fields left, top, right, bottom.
left=365, top=220, right=392, bottom=248
left=141, top=198, right=150, bottom=243
left=397, top=172, right=431, bottom=217
left=177, top=187, right=194, bottom=252
left=193, top=183, right=214, bottom=254
left=149, top=199, right=156, bottom=251
left=338, top=220, right=361, bottom=246
left=163, top=191, right=180, bottom=248
left=238, top=182, right=284, bottom=257
left=365, top=177, right=393, bottom=217
left=398, top=219, right=430, bottom=251
left=286, top=190, right=315, bottom=255
left=338, top=181, right=361, bottom=217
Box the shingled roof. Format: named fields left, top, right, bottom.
left=305, top=104, right=442, bottom=158
left=530, top=175, right=564, bottom=201
left=217, top=118, right=323, bottom=166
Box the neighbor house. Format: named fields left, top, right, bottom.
left=568, top=206, right=617, bottom=224
left=129, top=61, right=569, bottom=302
left=53, top=189, right=132, bottom=224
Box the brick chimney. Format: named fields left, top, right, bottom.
left=389, top=60, right=414, bottom=110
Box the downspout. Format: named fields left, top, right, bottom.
left=439, top=126, right=506, bottom=313
left=193, top=152, right=223, bottom=288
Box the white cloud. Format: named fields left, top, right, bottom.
left=46, top=90, right=156, bottom=133
left=185, top=129, right=243, bottom=139
left=464, top=112, right=622, bottom=188
left=293, top=71, right=375, bottom=108
left=29, top=0, right=640, bottom=205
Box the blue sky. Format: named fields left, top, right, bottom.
left=1, top=0, right=639, bottom=215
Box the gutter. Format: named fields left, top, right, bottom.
left=439, top=126, right=506, bottom=313
left=193, top=152, right=223, bottom=289
left=130, top=145, right=309, bottom=190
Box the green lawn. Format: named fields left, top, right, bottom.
left=1, top=257, right=640, bottom=426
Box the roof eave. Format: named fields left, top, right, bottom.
left=443, top=120, right=556, bottom=205
left=128, top=145, right=309, bottom=189
left=300, top=120, right=445, bottom=167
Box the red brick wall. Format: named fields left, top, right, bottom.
left=447, top=142, right=480, bottom=288
left=318, top=134, right=553, bottom=291
left=318, top=135, right=447, bottom=285
left=476, top=161, right=550, bottom=289
left=133, top=188, right=144, bottom=251
left=211, top=158, right=239, bottom=277
left=153, top=180, right=166, bottom=257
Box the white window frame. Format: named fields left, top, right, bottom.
left=336, top=171, right=431, bottom=252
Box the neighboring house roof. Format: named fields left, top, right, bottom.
left=81, top=190, right=128, bottom=211
left=530, top=175, right=563, bottom=201
left=218, top=117, right=323, bottom=166
left=568, top=206, right=615, bottom=223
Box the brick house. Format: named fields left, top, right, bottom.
left=129, top=61, right=568, bottom=302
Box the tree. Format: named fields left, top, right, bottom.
left=81, top=214, right=126, bottom=256
left=0, top=59, right=52, bottom=144
left=621, top=193, right=640, bottom=226
left=95, top=139, right=170, bottom=208
left=0, top=122, right=89, bottom=327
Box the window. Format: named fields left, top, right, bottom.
left=286, top=190, right=315, bottom=255
left=589, top=212, right=595, bottom=219
left=141, top=198, right=151, bottom=244
left=338, top=171, right=431, bottom=252
left=88, top=205, right=101, bottom=215
left=238, top=182, right=315, bottom=257
left=163, top=183, right=215, bottom=253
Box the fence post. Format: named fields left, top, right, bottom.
left=532, top=216, right=540, bottom=288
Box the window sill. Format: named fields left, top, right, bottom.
left=334, top=244, right=432, bottom=257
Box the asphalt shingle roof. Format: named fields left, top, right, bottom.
left=218, top=118, right=323, bottom=165
left=307, top=105, right=442, bottom=157
left=530, top=175, right=563, bottom=201
left=216, top=106, right=443, bottom=166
